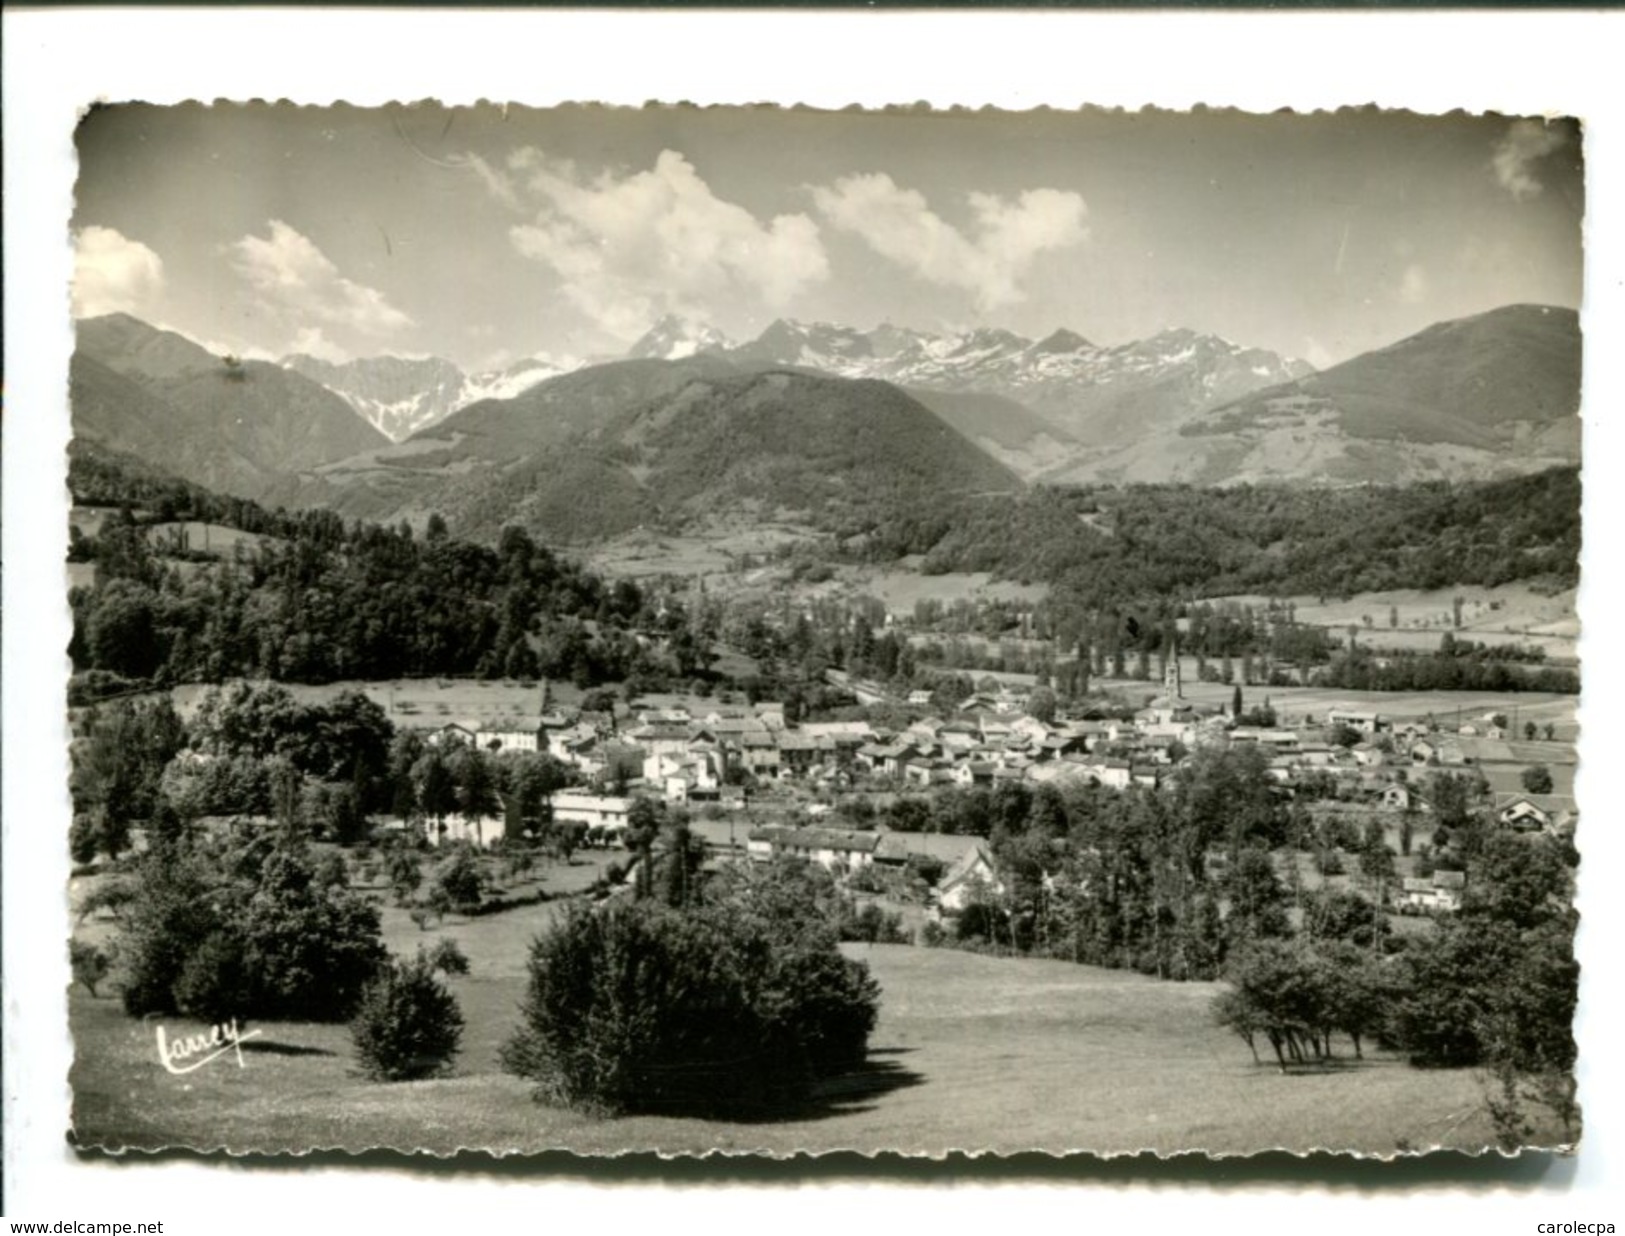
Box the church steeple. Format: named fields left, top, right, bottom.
left=1162, top=639, right=1182, bottom=699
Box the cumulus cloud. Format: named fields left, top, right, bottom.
left=72, top=226, right=165, bottom=319
left=466, top=153, right=521, bottom=211
left=1492, top=120, right=1569, bottom=201
left=498, top=148, right=829, bottom=341
left=1398, top=263, right=1429, bottom=305
left=811, top=174, right=1088, bottom=310
left=288, top=326, right=351, bottom=364
left=227, top=220, right=412, bottom=336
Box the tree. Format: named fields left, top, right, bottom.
left=431, top=846, right=486, bottom=916
left=120, top=834, right=386, bottom=1023
left=1300, top=887, right=1390, bottom=951
left=502, top=890, right=879, bottom=1116
left=426, top=938, right=471, bottom=977
left=1390, top=833, right=1576, bottom=1074
left=385, top=847, right=423, bottom=905
left=1222, top=848, right=1291, bottom=948
left=1463, top=832, right=1572, bottom=930
left=84, top=580, right=163, bottom=678
left=1213, top=940, right=1336, bottom=1070
left=1520, top=764, right=1554, bottom=795
left=454, top=749, right=501, bottom=848
left=71, top=697, right=183, bottom=860
left=415, top=750, right=458, bottom=841
left=1027, top=685, right=1058, bottom=726
left=625, top=796, right=664, bottom=900
left=71, top=939, right=113, bottom=997
left=1328, top=723, right=1363, bottom=749
left=350, top=949, right=464, bottom=1081
left=658, top=814, right=706, bottom=910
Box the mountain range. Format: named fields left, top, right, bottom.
left=73, top=314, right=389, bottom=500
left=272, top=316, right=1313, bottom=466
left=70, top=303, right=1582, bottom=545
left=281, top=351, right=576, bottom=441
left=1065, top=303, right=1583, bottom=486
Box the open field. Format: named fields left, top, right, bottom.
left=1209, top=585, right=1579, bottom=662
left=833, top=566, right=1049, bottom=617
left=584, top=521, right=819, bottom=580
left=167, top=677, right=587, bottom=730
left=146, top=520, right=272, bottom=556
left=1098, top=669, right=1580, bottom=739
left=67, top=937, right=1536, bottom=1156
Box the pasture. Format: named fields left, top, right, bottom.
left=585, top=520, right=819, bottom=581
left=1208, top=585, right=1578, bottom=662
left=146, top=520, right=272, bottom=557
left=834, top=567, right=1049, bottom=617
left=167, top=677, right=587, bottom=730
left=67, top=932, right=1535, bottom=1157
left=1097, top=668, right=1580, bottom=741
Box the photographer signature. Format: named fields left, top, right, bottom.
left=154, top=1018, right=263, bottom=1075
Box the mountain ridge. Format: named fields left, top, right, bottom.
left=73, top=314, right=390, bottom=500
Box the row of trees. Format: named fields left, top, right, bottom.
left=1315, top=645, right=1579, bottom=695
left=70, top=684, right=581, bottom=864
left=1213, top=829, right=1577, bottom=1144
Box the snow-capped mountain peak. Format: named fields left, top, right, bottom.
left=626, top=314, right=734, bottom=361
left=282, top=351, right=580, bottom=442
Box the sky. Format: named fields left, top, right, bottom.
left=71, top=103, right=1585, bottom=374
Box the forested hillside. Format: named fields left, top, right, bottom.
left=67, top=445, right=655, bottom=691
left=857, top=468, right=1580, bottom=606
left=427, top=369, right=1023, bottom=544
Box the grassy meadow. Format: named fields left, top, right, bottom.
left=69, top=928, right=1536, bottom=1157
left=1209, top=585, right=1578, bottom=662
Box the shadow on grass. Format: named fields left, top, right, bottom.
left=798, top=1055, right=927, bottom=1119
left=625, top=1050, right=928, bottom=1126
left=239, top=1040, right=337, bottom=1058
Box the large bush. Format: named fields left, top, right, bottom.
left=351, top=950, right=465, bottom=1081
left=119, top=834, right=386, bottom=1023
left=502, top=894, right=880, bottom=1117
left=431, top=846, right=486, bottom=915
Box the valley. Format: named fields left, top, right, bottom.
left=55, top=100, right=1592, bottom=1170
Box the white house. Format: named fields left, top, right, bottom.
left=746, top=825, right=881, bottom=872
left=1398, top=870, right=1466, bottom=913
left=936, top=843, right=1004, bottom=914
left=426, top=810, right=502, bottom=849
left=1327, top=708, right=1385, bottom=734
left=1495, top=793, right=1578, bottom=835
left=552, top=792, right=633, bottom=837
left=476, top=728, right=539, bottom=754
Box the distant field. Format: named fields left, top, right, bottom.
left=67, top=939, right=1532, bottom=1156
left=146, top=521, right=271, bottom=556
left=586, top=521, right=818, bottom=580
left=1209, top=585, right=1579, bottom=661
left=839, top=568, right=1049, bottom=616
left=168, top=677, right=584, bottom=730
left=1101, top=668, right=1579, bottom=739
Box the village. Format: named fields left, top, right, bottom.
left=406, top=651, right=1578, bottom=924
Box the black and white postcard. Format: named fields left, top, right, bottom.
left=6, top=7, right=1623, bottom=1230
